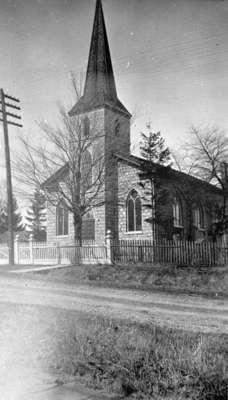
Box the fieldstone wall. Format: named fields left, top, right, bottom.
left=116, top=159, right=222, bottom=242
left=117, top=161, right=153, bottom=240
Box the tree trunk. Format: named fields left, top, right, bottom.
left=73, top=212, right=82, bottom=246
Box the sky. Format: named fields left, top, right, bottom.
left=0, top=0, right=228, bottom=204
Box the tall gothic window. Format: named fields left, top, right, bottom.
left=173, top=197, right=183, bottom=227
left=56, top=202, right=69, bottom=236
left=193, top=205, right=204, bottom=229
left=126, top=190, right=142, bottom=232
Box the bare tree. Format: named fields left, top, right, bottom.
left=13, top=69, right=114, bottom=245
left=171, top=147, right=196, bottom=175
left=187, top=126, right=228, bottom=182
left=14, top=106, right=108, bottom=245
left=178, top=125, right=228, bottom=235
left=14, top=67, right=133, bottom=245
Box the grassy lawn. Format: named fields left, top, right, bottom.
left=33, top=263, right=228, bottom=298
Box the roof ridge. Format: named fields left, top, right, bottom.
left=115, top=153, right=221, bottom=193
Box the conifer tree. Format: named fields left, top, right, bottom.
left=0, top=196, right=23, bottom=235
left=138, top=125, right=172, bottom=239
left=140, top=129, right=171, bottom=165
left=24, top=189, right=46, bottom=241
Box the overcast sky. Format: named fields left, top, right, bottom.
left=0, top=0, right=228, bottom=201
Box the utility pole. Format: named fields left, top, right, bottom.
left=0, top=89, right=22, bottom=265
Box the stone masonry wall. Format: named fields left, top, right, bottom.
left=117, top=159, right=222, bottom=242
left=104, top=108, right=131, bottom=240
left=117, top=161, right=153, bottom=240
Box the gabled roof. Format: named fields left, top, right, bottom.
left=69, top=0, right=131, bottom=118
left=43, top=153, right=222, bottom=196
left=42, top=163, right=69, bottom=189
left=115, top=153, right=222, bottom=194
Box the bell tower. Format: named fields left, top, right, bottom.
left=69, top=0, right=131, bottom=240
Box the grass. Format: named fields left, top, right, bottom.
left=33, top=263, right=228, bottom=298
left=18, top=263, right=228, bottom=397
left=53, top=314, right=228, bottom=399
left=1, top=297, right=227, bottom=399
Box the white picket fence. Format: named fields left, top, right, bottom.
left=0, top=232, right=112, bottom=265
left=0, top=246, right=9, bottom=264
left=16, top=243, right=109, bottom=265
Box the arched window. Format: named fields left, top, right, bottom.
left=193, top=205, right=204, bottom=229
left=126, top=190, right=142, bottom=232
left=56, top=201, right=68, bottom=236
left=83, top=116, right=90, bottom=137
left=173, top=197, right=183, bottom=227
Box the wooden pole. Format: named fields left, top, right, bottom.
left=1, top=89, right=14, bottom=265
left=0, top=89, right=22, bottom=265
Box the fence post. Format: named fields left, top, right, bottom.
left=105, top=230, right=112, bottom=265
left=29, top=234, right=33, bottom=264
left=14, top=234, right=19, bottom=264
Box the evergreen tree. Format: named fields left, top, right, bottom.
left=0, top=196, right=24, bottom=235
left=140, top=129, right=171, bottom=165
left=25, top=189, right=47, bottom=241
left=0, top=204, right=7, bottom=234
left=138, top=125, right=172, bottom=239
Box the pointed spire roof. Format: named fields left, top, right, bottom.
left=69, top=0, right=131, bottom=117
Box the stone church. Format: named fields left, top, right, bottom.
left=45, top=0, right=221, bottom=245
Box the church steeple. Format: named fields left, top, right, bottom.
left=84, top=0, right=117, bottom=103
left=69, top=0, right=130, bottom=117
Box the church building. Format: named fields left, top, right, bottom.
left=45, top=0, right=221, bottom=245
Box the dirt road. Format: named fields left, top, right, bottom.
left=1, top=274, right=228, bottom=334
left=0, top=273, right=228, bottom=399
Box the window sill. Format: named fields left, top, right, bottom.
left=125, top=231, right=143, bottom=235
left=193, top=226, right=206, bottom=231
left=56, top=235, right=69, bottom=238
left=174, top=225, right=184, bottom=229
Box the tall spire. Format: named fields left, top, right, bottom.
left=84, top=0, right=117, bottom=102
left=69, top=0, right=130, bottom=117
